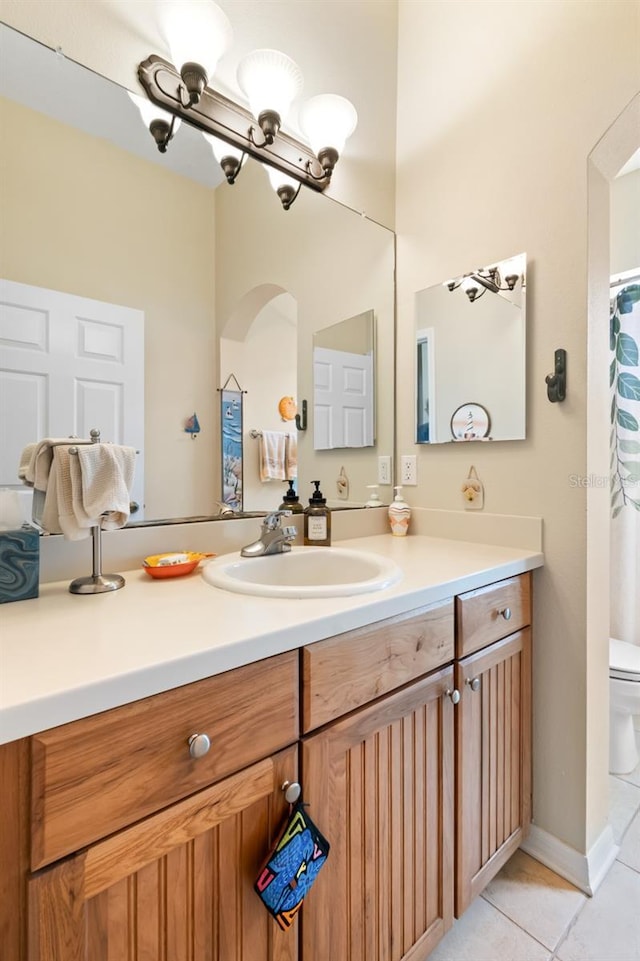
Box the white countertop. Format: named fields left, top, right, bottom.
left=0, top=533, right=543, bottom=744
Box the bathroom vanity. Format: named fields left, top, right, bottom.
left=0, top=534, right=541, bottom=960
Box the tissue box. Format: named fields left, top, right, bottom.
left=0, top=524, right=40, bottom=603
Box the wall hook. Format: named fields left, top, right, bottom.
left=295, top=399, right=307, bottom=431
left=545, top=349, right=567, bottom=403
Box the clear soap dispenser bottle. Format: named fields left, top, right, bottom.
left=304, top=481, right=331, bottom=546
left=388, top=485, right=411, bottom=536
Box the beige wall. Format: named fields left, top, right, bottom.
left=396, top=0, right=640, bottom=855
left=0, top=97, right=218, bottom=519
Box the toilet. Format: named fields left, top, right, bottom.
left=610, top=637, right=640, bottom=774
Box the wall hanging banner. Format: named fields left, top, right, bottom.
left=254, top=799, right=330, bottom=931
left=219, top=378, right=244, bottom=511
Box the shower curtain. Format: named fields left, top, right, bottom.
left=610, top=279, right=640, bottom=645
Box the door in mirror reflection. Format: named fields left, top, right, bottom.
left=415, top=254, right=526, bottom=444
left=313, top=310, right=375, bottom=450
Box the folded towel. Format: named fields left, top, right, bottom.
left=18, top=442, right=37, bottom=483
left=31, top=452, right=65, bottom=535
left=55, top=446, right=91, bottom=541
left=285, top=432, right=297, bottom=480
left=23, top=437, right=90, bottom=490
left=72, top=444, right=136, bottom=530
left=259, top=431, right=287, bottom=482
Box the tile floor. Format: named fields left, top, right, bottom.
left=429, top=726, right=640, bottom=961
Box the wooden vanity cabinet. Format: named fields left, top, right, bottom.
left=1, top=572, right=533, bottom=961
left=3, top=651, right=300, bottom=961
left=454, top=574, right=532, bottom=917
left=300, top=600, right=456, bottom=961
left=29, top=745, right=298, bottom=961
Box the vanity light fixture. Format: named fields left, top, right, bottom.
left=446, top=264, right=523, bottom=302
left=127, top=92, right=181, bottom=153
left=265, top=166, right=301, bottom=211
left=237, top=49, right=303, bottom=145
left=202, top=132, right=246, bottom=185
left=133, top=5, right=358, bottom=209
left=163, top=1, right=233, bottom=107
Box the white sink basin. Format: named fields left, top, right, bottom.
left=202, top=546, right=403, bottom=599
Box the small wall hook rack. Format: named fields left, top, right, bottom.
left=295, top=399, right=307, bottom=432
left=545, top=349, right=567, bottom=403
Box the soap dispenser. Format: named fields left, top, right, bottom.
left=304, top=481, right=331, bottom=546
left=279, top=480, right=304, bottom=514
left=365, top=485, right=383, bottom=507
left=388, top=485, right=411, bottom=536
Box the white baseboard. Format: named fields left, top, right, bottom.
left=520, top=822, right=619, bottom=895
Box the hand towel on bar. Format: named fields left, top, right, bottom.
left=18, top=442, right=37, bottom=483
left=55, top=446, right=91, bottom=541
left=23, top=437, right=90, bottom=490
left=33, top=455, right=64, bottom=535
left=285, top=432, right=297, bottom=480
left=259, top=431, right=287, bottom=481
left=71, top=444, right=136, bottom=530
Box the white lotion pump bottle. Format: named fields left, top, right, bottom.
left=388, top=485, right=411, bottom=536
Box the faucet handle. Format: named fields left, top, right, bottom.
left=264, top=510, right=292, bottom=530
left=282, top=525, right=297, bottom=541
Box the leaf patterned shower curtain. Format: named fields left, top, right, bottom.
left=610, top=281, right=640, bottom=645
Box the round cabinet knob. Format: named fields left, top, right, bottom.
left=282, top=780, right=301, bottom=804
left=466, top=676, right=481, bottom=692
left=188, top=733, right=211, bottom=759
left=445, top=688, right=461, bottom=704
left=498, top=606, right=512, bottom=621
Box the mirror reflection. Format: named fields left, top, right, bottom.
left=0, top=24, right=395, bottom=522
left=313, top=310, right=375, bottom=451
left=415, top=253, right=526, bottom=443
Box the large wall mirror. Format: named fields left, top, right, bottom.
left=415, top=253, right=526, bottom=444
left=0, top=24, right=395, bottom=524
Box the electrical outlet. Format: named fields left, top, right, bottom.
left=400, top=454, right=417, bottom=486
left=378, top=455, right=392, bottom=485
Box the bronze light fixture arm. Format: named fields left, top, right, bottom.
left=137, top=55, right=331, bottom=194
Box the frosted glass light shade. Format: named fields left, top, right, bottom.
left=203, top=132, right=243, bottom=163
left=163, top=1, right=232, bottom=77
left=127, top=92, right=181, bottom=132
left=300, top=94, right=358, bottom=154
left=237, top=49, right=303, bottom=121
left=266, top=166, right=298, bottom=193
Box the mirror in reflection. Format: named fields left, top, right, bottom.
left=313, top=310, right=375, bottom=451
left=415, top=253, right=526, bottom=444
left=0, top=24, right=395, bottom=522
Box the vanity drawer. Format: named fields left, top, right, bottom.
left=302, top=599, right=454, bottom=732
left=30, top=651, right=298, bottom=869
left=456, top=573, right=531, bottom=658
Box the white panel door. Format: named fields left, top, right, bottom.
left=313, top=346, right=373, bottom=450
left=0, top=279, right=145, bottom=518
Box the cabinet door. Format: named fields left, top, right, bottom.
left=455, top=629, right=531, bottom=916
left=28, top=747, right=298, bottom=961
left=302, top=666, right=455, bottom=961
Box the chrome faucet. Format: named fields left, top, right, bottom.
left=240, top=511, right=297, bottom=557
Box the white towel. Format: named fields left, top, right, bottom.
left=259, top=431, right=287, bottom=482
left=23, top=437, right=90, bottom=489
left=55, top=446, right=91, bottom=541
left=71, top=444, right=136, bottom=530
left=285, top=432, right=297, bottom=480
left=18, top=442, right=37, bottom=483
